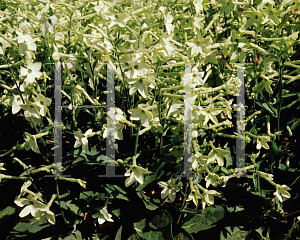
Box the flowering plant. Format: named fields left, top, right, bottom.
left=0, top=0, right=300, bottom=239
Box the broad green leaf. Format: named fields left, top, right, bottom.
left=104, top=184, right=129, bottom=201
left=181, top=205, right=225, bottom=233
left=133, top=210, right=173, bottom=240
left=0, top=206, right=16, bottom=224
left=13, top=218, right=51, bottom=233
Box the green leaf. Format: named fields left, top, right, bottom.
left=261, top=102, right=278, bottom=118
left=112, top=208, right=121, bottom=219
left=181, top=205, right=225, bottom=233
left=115, top=225, right=122, bottom=240
left=133, top=210, right=173, bottom=240
left=136, top=191, right=159, bottom=210
left=0, top=206, right=16, bottom=224
left=13, top=218, right=51, bottom=233
left=104, top=184, right=129, bottom=201
left=225, top=229, right=249, bottom=240
left=173, top=228, right=194, bottom=240
left=291, top=119, right=300, bottom=130
left=59, top=230, right=83, bottom=240
left=79, top=191, right=106, bottom=203
left=220, top=0, right=234, bottom=16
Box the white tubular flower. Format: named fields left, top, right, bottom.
left=128, top=104, right=153, bottom=127
left=186, top=188, right=202, bottom=206
left=74, top=129, right=93, bottom=153
left=207, top=147, right=230, bottom=167
left=15, top=194, right=56, bottom=225
left=205, top=173, right=219, bottom=188
left=256, top=136, right=271, bottom=150
left=34, top=93, right=51, bottom=116
left=19, top=99, right=41, bottom=119
left=19, top=62, right=43, bottom=90
left=16, top=22, right=37, bottom=51
left=202, top=189, right=221, bottom=209
left=157, top=178, right=179, bottom=202
left=274, top=185, right=291, bottom=203
left=124, top=159, right=151, bottom=187
left=22, top=132, right=38, bottom=153
left=103, top=123, right=124, bottom=140
left=92, top=206, right=114, bottom=225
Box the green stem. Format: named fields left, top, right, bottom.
left=55, top=177, right=68, bottom=224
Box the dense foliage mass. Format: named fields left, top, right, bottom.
left=0, top=0, right=300, bottom=239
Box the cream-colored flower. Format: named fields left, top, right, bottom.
left=124, top=161, right=151, bottom=187
left=92, top=207, right=114, bottom=225
left=273, top=185, right=291, bottom=203
left=157, top=178, right=179, bottom=202
left=74, top=129, right=93, bottom=153
left=256, top=136, right=271, bottom=150
left=186, top=188, right=202, bottom=206
left=205, top=173, right=219, bottom=188
left=202, top=189, right=221, bottom=209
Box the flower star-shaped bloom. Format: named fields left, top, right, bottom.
left=19, top=62, right=43, bottom=90
left=128, top=104, right=153, bottom=127
left=108, top=13, right=131, bottom=28
left=22, top=132, right=38, bottom=152
left=15, top=194, right=56, bottom=225
left=164, top=12, right=175, bottom=35
left=207, top=147, right=230, bottom=167
left=158, top=178, right=179, bottom=202
left=186, top=35, right=210, bottom=57
left=34, top=94, right=51, bottom=116
left=12, top=95, right=24, bottom=114
left=256, top=136, right=271, bottom=150
left=14, top=195, right=38, bottom=218
left=205, top=173, right=219, bottom=188
left=202, top=189, right=221, bottom=209
left=93, top=0, right=110, bottom=16
left=19, top=99, right=41, bottom=119
left=74, top=129, right=93, bottom=154
left=124, top=161, right=151, bottom=187
left=222, top=99, right=233, bottom=119
left=191, top=153, right=208, bottom=169
left=16, top=22, right=37, bottom=51
left=100, top=38, right=114, bottom=52
left=187, top=188, right=202, bottom=206
left=92, top=207, right=114, bottom=225
left=158, top=33, right=176, bottom=56
left=103, top=123, right=124, bottom=140
left=125, top=61, right=153, bottom=79
left=199, top=105, right=223, bottom=126
left=183, top=66, right=205, bottom=88
left=230, top=43, right=248, bottom=63
left=274, top=185, right=291, bottom=203
left=107, top=107, right=126, bottom=121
